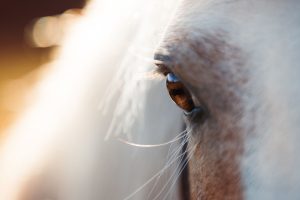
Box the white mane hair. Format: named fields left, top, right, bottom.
left=0, top=0, right=185, bottom=199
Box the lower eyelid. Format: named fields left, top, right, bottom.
left=184, top=106, right=208, bottom=124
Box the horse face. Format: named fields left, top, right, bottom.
left=155, top=0, right=300, bottom=199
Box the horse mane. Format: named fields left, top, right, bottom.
left=0, top=0, right=186, bottom=199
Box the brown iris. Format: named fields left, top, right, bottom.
left=166, top=73, right=195, bottom=112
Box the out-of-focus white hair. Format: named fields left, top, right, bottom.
left=0, top=0, right=185, bottom=199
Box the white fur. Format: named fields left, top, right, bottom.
left=172, top=0, right=300, bottom=199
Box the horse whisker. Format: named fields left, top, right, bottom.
left=122, top=136, right=192, bottom=200
left=152, top=135, right=194, bottom=200
left=145, top=130, right=191, bottom=199
left=117, top=129, right=188, bottom=148
left=162, top=143, right=197, bottom=200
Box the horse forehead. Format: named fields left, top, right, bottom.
left=167, top=0, right=300, bottom=39
left=161, top=0, right=300, bottom=199
left=160, top=0, right=300, bottom=75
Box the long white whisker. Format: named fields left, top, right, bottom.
left=117, top=129, right=187, bottom=148
left=152, top=134, right=193, bottom=200
left=162, top=143, right=197, bottom=200
left=145, top=129, right=191, bottom=200
left=122, top=138, right=191, bottom=200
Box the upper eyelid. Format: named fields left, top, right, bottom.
left=153, top=53, right=173, bottom=76
left=153, top=53, right=173, bottom=63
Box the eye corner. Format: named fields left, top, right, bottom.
left=153, top=53, right=173, bottom=76
left=154, top=63, right=169, bottom=76
left=184, top=106, right=208, bottom=123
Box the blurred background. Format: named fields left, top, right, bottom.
left=0, top=0, right=86, bottom=133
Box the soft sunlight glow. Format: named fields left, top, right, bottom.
left=0, top=0, right=181, bottom=199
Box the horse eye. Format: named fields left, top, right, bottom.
left=166, top=73, right=195, bottom=113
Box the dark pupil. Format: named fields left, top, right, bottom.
left=166, top=73, right=195, bottom=112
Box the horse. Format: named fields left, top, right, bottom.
left=0, top=0, right=300, bottom=199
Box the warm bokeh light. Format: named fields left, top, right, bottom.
left=0, top=1, right=85, bottom=198
left=0, top=1, right=85, bottom=134
left=28, top=9, right=82, bottom=48
left=31, top=16, right=62, bottom=47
